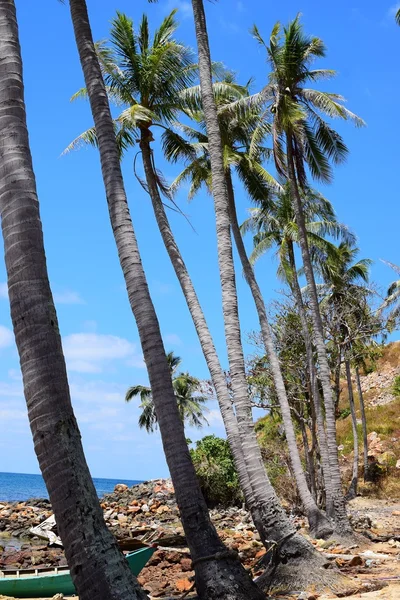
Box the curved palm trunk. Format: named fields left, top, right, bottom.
left=0, top=3, right=146, bottom=600
left=286, top=132, right=352, bottom=535
left=345, top=359, right=358, bottom=500
left=189, top=5, right=344, bottom=591
left=286, top=241, right=333, bottom=512
left=226, top=171, right=332, bottom=539
left=355, top=367, right=369, bottom=482
left=139, top=134, right=255, bottom=516
left=68, top=3, right=259, bottom=598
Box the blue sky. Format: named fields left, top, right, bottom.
left=0, top=0, right=399, bottom=480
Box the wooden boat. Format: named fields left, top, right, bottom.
left=0, top=546, right=155, bottom=598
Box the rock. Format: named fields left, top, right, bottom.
left=52, top=595, right=64, bottom=600
left=348, top=555, right=364, bottom=567
left=176, top=578, right=193, bottom=592
left=114, top=484, right=129, bottom=494
left=377, top=451, right=396, bottom=465
left=180, top=558, right=192, bottom=572
left=141, top=504, right=149, bottom=513
left=396, top=460, right=400, bottom=469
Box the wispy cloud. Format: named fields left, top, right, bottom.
left=63, top=332, right=144, bottom=373
left=0, top=325, right=14, bottom=349
left=164, top=333, right=183, bottom=347
left=0, top=283, right=8, bottom=299
left=54, top=290, right=85, bottom=305
left=166, top=0, right=192, bottom=19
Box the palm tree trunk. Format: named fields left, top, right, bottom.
left=139, top=133, right=255, bottom=517
left=0, top=3, right=146, bottom=600
left=190, top=2, right=352, bottom=590
left=285, top=131, right=352, bottom=535
left=345, top=359, right=358, bottom=500
left=226, top=171, right=332, bottom=539
left=286, top=240, right=333, bottom=513
left=190, top=0, right=318, bottom=561
left=68, top=3, right=259, bottom=598
left=355, top=367, right=369, bottom=482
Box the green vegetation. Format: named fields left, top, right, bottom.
left=190, top=435, right=242, bottom=507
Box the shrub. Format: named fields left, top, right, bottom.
left=190, top=435, right=242, bottom=507
left=392, top=375, right=400, bottom=397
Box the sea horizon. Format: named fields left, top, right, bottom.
left=0, top=471, right=142, bottom=503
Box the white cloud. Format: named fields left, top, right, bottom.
left=0, top=408, right=26, bottom=421
left=166, top=0, right=192, bottom=19
left=207, top=409, right=224, bottom=427
left=0, top=283, right=8, bottom=299
left=0, top=381, right=23, bottom=397
left=62, top=332, right=143, bottom=373
left=0, top=325, right=14, bottom=349
left=69, top=380, right=127, bottom=404
left=54, top=290, right=85, bottom=305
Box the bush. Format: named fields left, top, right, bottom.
left=190, top=435, right=242, bottom=507
left=392, top=375, right=400, bottom=397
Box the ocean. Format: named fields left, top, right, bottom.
left=0, top=472, right=141, bottom=502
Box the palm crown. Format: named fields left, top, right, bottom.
left=65, top=10, right=198, bottom=157
left=252, top=15, right=364, bottom=186
left=240, top=184, right=354, bottom=281
left=125, top=351, right=208, bottom=433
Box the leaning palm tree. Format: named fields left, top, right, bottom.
left=396, top=8, right=400, bottom=25
left=188, top=1, right=353, bottom=591
left=67, top=1, right=262, bottom=598
left=168, top=113, right=333, bottom=535
left=317, top=242, right=371, bottom=499
left=241, top=185, right=354, bottom=512
left=0, top=2, right=145, bottom=600
left=65, top=10, right=262, bottom=563
left=126, top=352, right=209, bottom=432
left=254, top=15, right=364, bottom=534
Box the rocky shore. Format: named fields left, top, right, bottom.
left=2, top=480, right=400, bottom=598
left=0, top=479, right=267, bottom=598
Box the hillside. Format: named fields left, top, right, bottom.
left=256, top=341, right=400, bottom=501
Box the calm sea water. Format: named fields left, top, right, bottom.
left=0, top=472, right=141, bottom=502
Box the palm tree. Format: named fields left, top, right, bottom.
left=188, top=1, right=351, bottom=589
left=67, top=2, right=260, bottom=598
left=168, top=114, right=333, bottom=534
left=126, top=352, right=209, bottom=432
left=318, top=242, right=371, bottom=499
left=242, top=185, right=354, bottom=512
left=0, top=3, right=145, bottom=600
left=396, top=8, right=400, bottom=25
left=65, top=10, right=260, bottom=559
left=379, top=261, right=400, bottom=331
left=255, top=15, right=364, bottom=534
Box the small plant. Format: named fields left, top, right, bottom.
left=392, top=375, right=400, bottom=397
left=338, top=407, right=351, bottom=420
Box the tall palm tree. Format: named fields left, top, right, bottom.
left=255, top=15, right=364, bottom=534
left=318, top=242, right=371, bottom=499
left=65, top=10, right=259, bottom=558
left=0, top=3, right=145, bottom=600
left=242, top=185, right=354, bottom=511
left=168, top=116, right=333, bottom=535
left=126, top=352, right=209, bottom=432
left=188, top=1, right=349, bottom=589
left=67, top=2, right=260, bottom=598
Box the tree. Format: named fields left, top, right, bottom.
left=379, top=261, right=400, bottom=331
left=255, top=15, right=364, bottom=534
left=188, top=1, right=351, bottom=592
left=0, top=2, right=146, bottom=599
left=318, top=242, right=372, bottom=498
left=242, top=186, right=353, bottom=511
left=396, top=8, right=400, bottom=25
left=67, top=2, right=260, bottom=598
left=65, top=9, right=259, bottom=564
left=168, top=108, right=333, bottom=535
left=126, top=352, right=209, bottom=432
